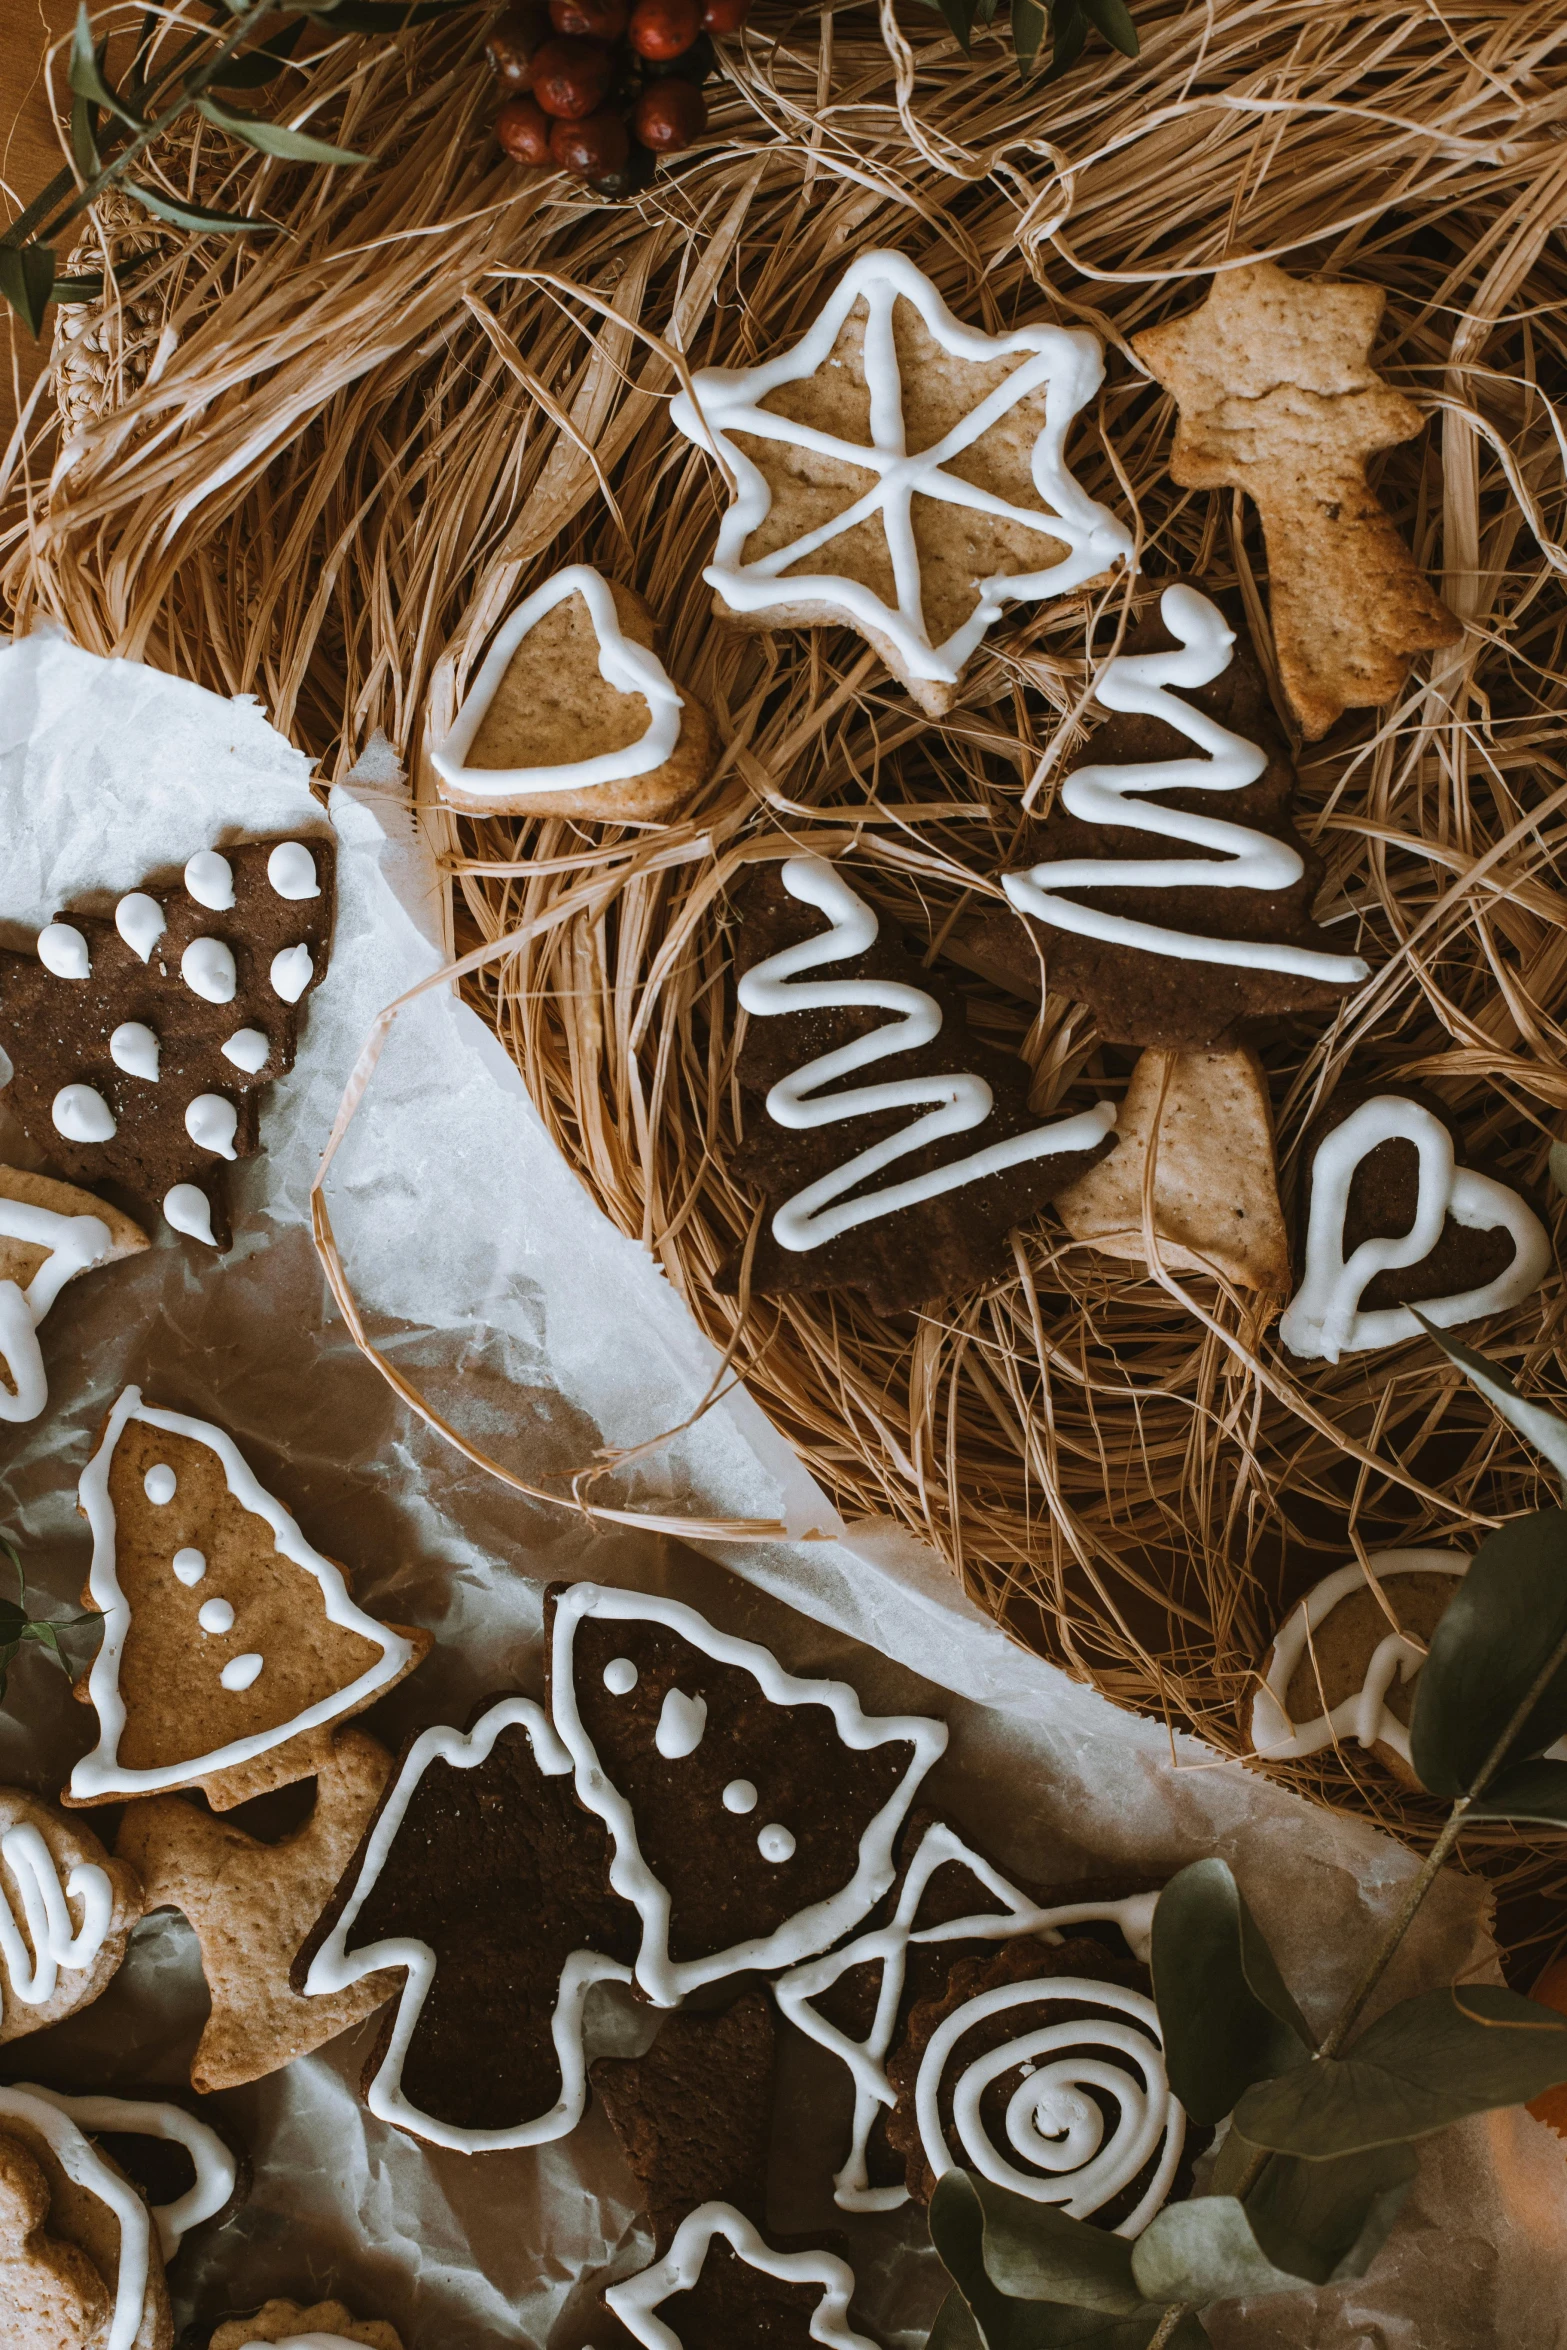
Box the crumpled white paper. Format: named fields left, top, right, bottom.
left=1, top=628, right=1564, bottom=2348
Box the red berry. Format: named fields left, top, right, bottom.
left=530, top=35, right=614, bottom=116
left=550, top=0, right=629, bottom=31
left=628, top=0, right=700, bottom=59
left=486, top=4, right=549, bottom=89
left=700, top=0, right=751, bottom=28
left=496, top=93, right=553, bottom=163
left=632, top=75, right=707, bottom=150
left=548, top=107, right=631, bottom=176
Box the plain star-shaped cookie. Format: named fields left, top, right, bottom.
left=1134, top=261, right=1461, bottom=736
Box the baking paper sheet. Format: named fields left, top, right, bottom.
left=1, top=627, right=1564, bottom=2347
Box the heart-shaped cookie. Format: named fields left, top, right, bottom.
left=1279, top=1091, right=1551, bottom=1362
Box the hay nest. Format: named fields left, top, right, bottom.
left=6, top=0, right=1567, bottom=1957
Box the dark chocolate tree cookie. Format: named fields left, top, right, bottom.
left=592, top=1989, right=776, bottom=2250
left=0, top=836, right=334, bottom=1250
left=605, top=2203, right=881, bottom=2350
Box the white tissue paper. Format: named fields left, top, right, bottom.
left=1, top=628, right=1564, bottom=2346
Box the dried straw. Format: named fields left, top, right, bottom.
left=6, top=0, right=1567, bottom=1956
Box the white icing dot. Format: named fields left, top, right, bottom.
left=181, top=937, right=237, bottom=1004
left=603, top=1657, right=638, bottom=1695
left=267, top=841, right=320, bottom=900
left=655, top=1687, right=708, bottom=1760
left=221, top=1652, right=264, bottom=1691
left=172, top=1547, right=207, bottom=1586
left=37, top=922, right=91, bottom=979
left=185, top=1094, right=238, bottom=1160
left=184, top=850, right=235, bottom=911
left=221, top=1027, right=270, bottom=1074
left=144, top=1464, right=177, bottom=1504
left=0, top=1043, right=12, bottom=1088
left=163, top=1184, right=218, bottom=1246
left=197, top=1598, right=235, bottom=1634
left=723, top=1778, right=758, bottom=1814
left=757, top=1823, right=796, bottom=1864
left=52, top=1083, right=116, bottom=1144
left=109, top=1021, right=159, bottom=1081
left=270, top=942, right=313, bottom=1003
left=115, top=893, right=164, bottom=961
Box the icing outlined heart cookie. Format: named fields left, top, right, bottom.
left=0, top=1169, right=147, bottom=1426
left=669, top=249, right=1132, bottom=716
left=1279, top=1091, right=1551, bottom=1362
left=430, top=566, right=714, bottom=823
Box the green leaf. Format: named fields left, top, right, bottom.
left=1409, top=1508, right=1567, bottom=1797
left=1040, top=0, right=1087, bottom=81
left=69, top=6, right=143, bottom=128
left=1131, top=2198, right=1311, bottom=2304
left=0, top=1642, right=17, bottom=1704
left=193, top=94, right=373, bottom=166
left=0, top=1600, right=30, bottom=1637
left=0, top=244, right=57, bottom=338
left=71, top=92, right=101, bottom=178
left=1233, top=2130, right=1417, bottom=2283
left=1150, top=1861, right=1314, bottom=2126
left=1464, top=1755, right=1567, bottom=1828
left=1011, top=0, right=1049, bottom=73
left=967, top=2174, right=1144, bottom=2311
left=49, top=272, right=105, bottom=303
left=928, top=0, right=977, bottom=51
left=120, top=182, right=273, bottom=234
left=1235, top=1985, right=1567, bottom=2158
left=209, top=20, right=307, bottom=86
left=1417, top=1319, right=1567, bottom=1502
left=930, top=2174, right=1202, bottom=2347
left=1079, top=0, right=1139, bottom=56
left=1550, top=1140, right=1567, bottom=1197
left=929, top=2290, right=987, bottom=2350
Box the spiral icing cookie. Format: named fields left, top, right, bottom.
left=0, top=1791, right=142, bottom=2044
left=0, top=834, right=334, bottom=1251
left=207, top=2301, right=401, bottom=2350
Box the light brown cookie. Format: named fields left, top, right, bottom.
left=0, top=2130, right=111, bottom=2348
left=0, top=2098, right=173, bottom=2350
left=0, top=1166, right=148, bottom=1295
left=1133, top=262, right=1461, bottom=738
left=0, top=1789, right=142, bottom=2043
left=1052, top=1048, right=1290, bottom=1295
left=432, top=567, right=714, bottom=823
left=65, top=1387, right=430, bottom=1813
left=116, top=1729, right=399, bottom=2092
left=669, top=251, right=1131, bottom=717
left=208, top=2297, right=402, bottom=2349
left=0, top=1167, right=148, bottom=1424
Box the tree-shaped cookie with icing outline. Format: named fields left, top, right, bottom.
left=0, top=1790, right=142, bottom=2045
left=65, top=1387, right=430, bottom=1813
left=670, top=250, right=1132, bottom=716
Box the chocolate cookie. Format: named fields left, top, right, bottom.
left=0, top=835, right=334, bottom=1250
left=984, top=584, right=1367, bottom=1050
left=722, top=857, right=1115, bottom=1315
left=592, top=1989, right=776, bottom=2250
left=605, top=2203, right=879, bottom=2350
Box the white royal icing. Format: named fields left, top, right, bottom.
left=184, top=851, right=235, bottom=911
left=52, top=1083, right=116, bottom=1143
left=913, top=1974, right=1183, bottom=2236
left=109, top=1022, right=159, bottom=1081
left=163, top=1184, right=218, bottom=1246
left=185, top=1093, right=239, bottom=1160
left=723, top=1778, right=757, bottom=1814
left=604, top=1656, right=639, bottom=1696
left=221, top=1653, right=264, bottom=1690
left=655, top=1689, right=707, bottom=1759
left=758, top=1823, right=795, bottom=1862
left=16, top=2085, right=235, bottom=2258
left=198, top=1598, right=235, bottom=1634
left=737, top=858, right=1115, bottom=1253
left=221, top=1027, right=270, bottom=1074
left=304, top=1694, right=633, bottom=2152
left=115, top=893, right=164, bottom=962
left=267, top=840, right=321, bottom=900
left=69, top=1386, right=417, bottom=1800
left=775, top=1818, right=1158, bottom=2212
left=270, top=942, right=313, bottom=1003
left=605, top=2202, right=879, bottom=2350
left=0, top=1825, right=114, bottom=2006
left=0, top=2085, right=150, bottom=2350
left=173, top=1547, right=207, bottom=1585
left=1279, top=1095, right=1552, bottom=1362
left=549, top=1581, right=946, bottom=2005
left=182, top=936, right=237, bottom=1004
left=669, top=251, right=1133, bottom=689
left=430, top=565, right=685, bottom=804
left=0, top=1197, right=113, bottom=1425
left=38, top=922, right=91, bottom=979
left=144, top=1463, right=176, bottom=1503
left=1002, top=586, right=1371, bottom=983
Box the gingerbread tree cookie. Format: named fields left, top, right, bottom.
left=0, top=835, right=334, bottom=1251
left=1133, top=266, right=1462, bottom=737
left=116, top=1728, right=399, bottom=2092
left=0, top=1168, right=147, bottom=1426
left=0, top=1790, right=142, bottom=2044
left=66, top=1387, right=429, bottom=1812
left=670, top=250, right=1132, bottom=716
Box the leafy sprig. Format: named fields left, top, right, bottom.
left=0, top=1538, right=100, bottom=1705
left=915, top=0, right=1140, bottom=80
left=928, top=1322, right=1567, bottom=2347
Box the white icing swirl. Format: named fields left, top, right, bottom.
left=0, top=1826, right=113, bottom=2005
left=163, top=1184, right=218, bottom=1245
left=270, top=942, right=314, bottom=1002
left=184, top=850, right=235, bottom=910
left=52, top=1084, right=116, bottom=1144
left=115, top=893, right=164, bottom=961
left=267, top=840, right=321, bottom=899
left=38, top=922, right=91, bottom=979
left=109, top=1022, right=159, bottom=1081
left=182, top=936, right=237, bottom=1003
left=185, top=1094, right=238, bottom=1159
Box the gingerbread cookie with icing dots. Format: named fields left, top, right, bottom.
left=670, top=250, right=1132, bottom=717
left=726, top=856, right=1116, bottom=1314
left=65, top=1387, right=429, bottom=1814
left=431, top=566, right=715, bottom=824
left=0, top=1790, right=142, bottom=2044
left=0, top=1168, right=147, bottom=1425
left=0, top=834, right=334, bottom=1252
left=1279, top=1088, right=1551, bottom=1362
left=207, top=2301, right=401, bottom=2350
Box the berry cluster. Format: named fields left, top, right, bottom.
left=487, top=0, right=750, bottom=197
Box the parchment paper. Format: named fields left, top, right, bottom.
left=1, top=627, right=1564, bottom=2347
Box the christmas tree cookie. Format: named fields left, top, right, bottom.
left=0, top=835, right=334, bottom=1251
left=66, top=1388, right=429, bottom=1812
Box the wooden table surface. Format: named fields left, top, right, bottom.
left=3, top=0, right=81, bottom=446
